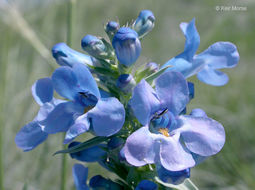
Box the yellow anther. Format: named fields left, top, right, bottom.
left=158, top=128, right=170, bottom=137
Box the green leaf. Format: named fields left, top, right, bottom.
left=53, top=136, right=108, bottom=155
left=145, top=65, right=172, bottom=83
left=155, top=177, right=199, bottom=190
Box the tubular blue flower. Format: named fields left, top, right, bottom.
left=49, top=63, right=125, bottom=143
left=89, top=175, right=123, bottom=189
left=157, top=165, right=190, bottom=185
left=52, top=42, right=99, bottom=67
left=72, top=164, right=89, bottom=190
left=112, top=27, right=141, bottom=67
left=162, top=18, right=239, bottom=86
left=15, top=78, right=65, bottom=151
left=135, top=180, right=157, bottom=190
left=68, top=141, right=106, bottom=162
left=133, top=10, right=155, bottom=38
left=116, top=74, right=136, bottom=93
left=123, top=71, right=225, bottom=172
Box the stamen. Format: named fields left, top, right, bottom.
left=158, top=128, right=170, bottom=137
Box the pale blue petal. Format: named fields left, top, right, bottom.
left=123, top=126, right=157, bottom=166
left=159, top=133, right=195, bottom=171
left=197, top=66, right=229, bottom=86
left=155, top=71, right=189, bottom=115
left=178, top=115, right=225, bottom=156
left=178, top=18, right=200, bottom=62
left=15, top=121, right=48, bottom=152
left=72, top=164, right=89, bottom=190
left=87, top=97, right=125, bottom=136
left=129, top=79, right=161, bottom=125
left=31, top=78, right=53, bottom=106
left=194, top=41, right=239, bottom=69
left=64, top=114, right=90, bottom=144
left=69, top=142, right=106, bottom=162
left=43, top=102, right=84, bottom=134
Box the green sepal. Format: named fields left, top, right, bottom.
left=89, top=65, right=119, bottom=78
left=145, top=65, right=172, bottom=83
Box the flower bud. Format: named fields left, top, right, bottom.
left=112, top=27, right=141, bottom=67
left=105, top=21, right=119, bottom=40
left=116, top=74, right=136, bottom=93
left=107, top=137, right=124, bottom=150
left=145, top=62, right=159, bottom=74
left=190, top=108, right=207, bottom=118
left=81, top=35, right=109, bottom=59
left=89, top=175, right=122, bottom=189
left=133, top=10, right=155, bottom=38
left=52, top=42, right=97, bottom=67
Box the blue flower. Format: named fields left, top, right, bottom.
left=49, top=63, right=125, bottom=143
left=133, top=10, right=155, bottom=38
left=112, top=27, right=141, bottom=67
left=52, top=42, right=99, bottom=67
left=135, top=180, right=157, bottom=190
left=157, top=165, right=190, bottom=185
left=89, top=175, right=122, bottom=189
left=15, top=78, right=65, bottom=151
left=68, top=141, right=106, bottom=162
left=72, top=164, right=89, bottom=190
left=123, top=71, right=225, bottom=171
left=162, top=18, right=239, bottom=86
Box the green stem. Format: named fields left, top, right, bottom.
left=60, top=1, right=75, bottom=190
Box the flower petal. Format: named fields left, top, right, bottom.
left=72, top=164, right=89, bottom=190
left=52, top=63, right=100, bottom=101
left=69, top=142, right=106, bottom=162
left=87, top=97, right=125, bottom=136
left=194, top=41, right=239, bottom=69
left=64, top=114, right=90, bottom=144
left=155, top=71, right=189, bottom=115
left=43, top=102, right=84, bottom=134
left=159, top=133, right=195, bottom=171
left=52, top=42, right=96, bottom=67
left=31, top=78, right=53, bottom=106
left=178, top=18, right=200, bottom=62
left=197, top=66, right=229, bottom=86
left=129, top=79, right=161, bottom=125
left=123, top=126, right=157, bottom=166
left=179, top=115, right=225, bottom=156
left=15, top=122, right=48, bottom=152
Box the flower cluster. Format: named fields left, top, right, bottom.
left=15, top=10, right=239, bottom=189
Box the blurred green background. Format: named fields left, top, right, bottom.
left=0, top=0, right=255, bottom=189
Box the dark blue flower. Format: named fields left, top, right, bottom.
left=157, top=165, right=190, bottom=185
left=123, top=71, right=225, bottom=171
left=162, top=18, right=239, bottom=86
left=112, top=27, right=141, bottom=67
left=68, top=141, right=106, bottom=162
left=135, top=180, right=157, bottom=190
left=15, top=78, right=65, bottom=151
left=133, top=10, right=155, bottom=38
left=49, top=63, right=125, bottom=143
left=89, top=175, right=122, bottom=189
left=72, top=164, right=89, bottom=190
left=52, top=42, right=99, bottom=67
